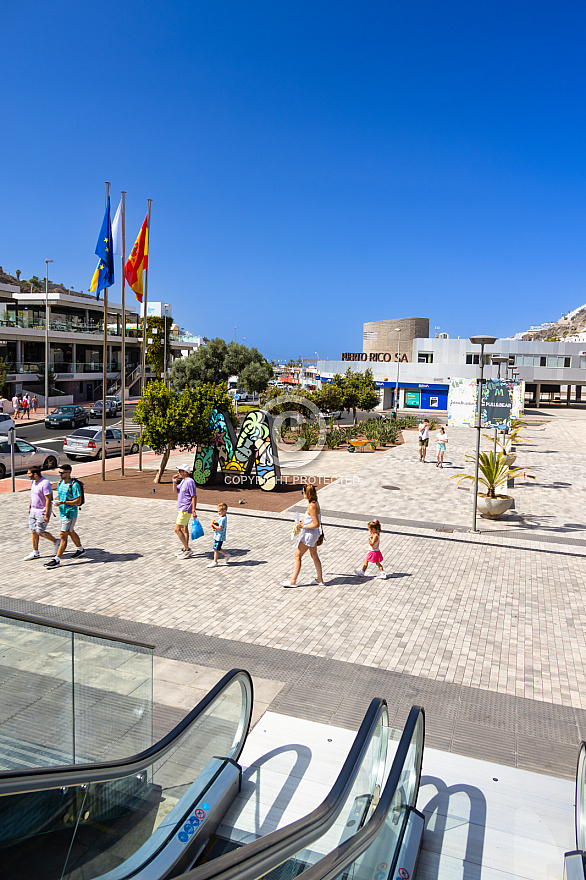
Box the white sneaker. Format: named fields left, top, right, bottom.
left=24, top=551, right=40, bottom=561
left=377, top=572, right=388, bottom=579
left=355, top=569, right=366, bottom=577
left=207, top=561, right=218, bottom=568
left=180, top=550, right=192, bottom=559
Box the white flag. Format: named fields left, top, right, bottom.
left=112, top=199, right=123, bottom=257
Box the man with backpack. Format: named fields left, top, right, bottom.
left=45, top=464, right=85, bottom=569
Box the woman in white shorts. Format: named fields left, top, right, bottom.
left=281, top=484, right=325, bottom=587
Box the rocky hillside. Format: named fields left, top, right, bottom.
left=0, top=265, right=87, bottom=297
left=520, top=304, right=586, bottom=342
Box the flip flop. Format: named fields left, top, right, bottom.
left=310, top=578, right=326, bottom=586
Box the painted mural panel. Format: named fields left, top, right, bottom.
left=193, top=408, right=281, bottom=491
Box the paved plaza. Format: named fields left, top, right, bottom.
left=0, top=411, right=586, bottom=781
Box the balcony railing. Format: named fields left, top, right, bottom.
left=0, top=317, right=139, bottom=337
left=5, top=362, right=122, bottom=375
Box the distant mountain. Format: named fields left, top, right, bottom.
left=515, top=303, right=586, bottom=342
left=0, top=265, right=87, bottom=298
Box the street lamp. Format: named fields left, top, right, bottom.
left=393, top=328, right=401, bottom=418
left=44, top=260, right=53, bottom=416
left=469, top=335, right=497, bottom=532
left=233, top=326, right=238, bottom=342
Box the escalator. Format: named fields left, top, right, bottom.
left=565, top=741, right=586, bottom=879
left=0, top=667, right=425, bottom=880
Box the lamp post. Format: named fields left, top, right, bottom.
left=233, top=326, right=238, bottom=342
left=393, top=328, right=401, bottom=417
left=44, top=260, right=53, bottom=416
left=469, top=335, right=497, bottom=532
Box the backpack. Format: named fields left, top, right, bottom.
left=66, top=478, right=85, bottom=507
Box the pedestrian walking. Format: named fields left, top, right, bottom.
left=24, top=466, right=60, bottom=560
left=31, top=395, right=38, bottom=415
left=207, top=503, right=230, bottom=567
left=281, top=484, right=325, bottom=587
left=173, top=463, right=197, bottom=559
left=21, top=395, right=29, bottom=419
left=12, top=394, right=20, bottom=420
left=418, top=418, right=430, bottom=462
left=355, top=519, right=387, bottom=579
left=436, top=426, right=448, bottom=467
left=45, top=464, right=85, bottom=569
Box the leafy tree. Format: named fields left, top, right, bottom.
left=259, top=385, right=314, bottom=415
left=336, top=368, right=379, bottom=423
left=224, top=341, right=263, bottom=377
left=144, top=316, right=171, bottom=377
left=312, top=382, right=343, bottom=414
left=171, top=338, right=229, bottom=389
left=0, top=360, right=8, bottom=398
left=286, top=358, right=297, bottom=367
left=134, top=379, right=235, bottom=483
left=239, top=360, right=273, bottom=394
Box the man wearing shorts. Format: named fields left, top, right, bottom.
left=418, top=418, right=430, bottom=462
left=25, top=466, right=60, bottom=560
left=173, top=463, right=197, bottom=559
left=45, top=464, right=85, bottom=569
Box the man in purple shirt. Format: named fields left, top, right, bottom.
left=173, top=463, right=198, bottom=559
left=25, top=466, right=60, bottom=560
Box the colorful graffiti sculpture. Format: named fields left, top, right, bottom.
left=193, top=408, right=281, bottom=491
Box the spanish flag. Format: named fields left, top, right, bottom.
left=125, top=216, right=149, bottom=303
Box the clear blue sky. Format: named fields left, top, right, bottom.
left=3, top=1, right=586, bottom=361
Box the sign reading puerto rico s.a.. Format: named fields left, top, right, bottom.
left=341, top=352, right=408, bottom=362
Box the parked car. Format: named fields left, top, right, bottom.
left=106, top=396, right=123, bottom=414
left=90, top=399, right=118, bottom=418
left=45, top=406, right=89, bottom=429
left=63, top=427, right=139, bottom=460
left=0, top=439, right=59, bottom=478
left=0, top=414, right=15, bottom=433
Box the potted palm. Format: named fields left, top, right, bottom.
left=451, top=450, right=534, bottom=518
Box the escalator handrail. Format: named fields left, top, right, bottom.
left=182, top=698, right=390, bottom=880
left=0, top=607, right=155, bottom=648
left=283, top=705, right=425, bottom=880
left=0, top=668, right=253, bottom=795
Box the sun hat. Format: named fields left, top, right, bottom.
left=176, top=463, right=193, bottom=474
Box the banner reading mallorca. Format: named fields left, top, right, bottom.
left=448, top=378, right=478, bottom=428
left=125, top=216, right=149, bottom=303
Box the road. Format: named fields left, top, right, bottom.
left=12, top=404, right=139, bottom=455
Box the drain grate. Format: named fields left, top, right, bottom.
left=381, top=485, right=401, bottom=491
left=435, top=528, right=454, bottom=533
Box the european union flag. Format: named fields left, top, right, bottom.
left=90, top=197, right=115, bottom=299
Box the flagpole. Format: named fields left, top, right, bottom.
left=101, top=182, right=111, bottom=482
left=138, top=198, right=152, bottom=472
left=120, top=191, right=127, bottom=476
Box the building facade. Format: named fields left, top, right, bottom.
left=319, top=322, right=586, bottom=412
left=0, top=282, right=199, bottom=402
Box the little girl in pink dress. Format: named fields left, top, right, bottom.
left=355, top=520, right=387, bottom=579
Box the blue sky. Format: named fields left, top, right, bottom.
left=3, top=1, right=586, bottom=360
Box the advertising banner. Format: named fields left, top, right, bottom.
left=482, top=380, right=513, bottom=429
left=448, top=378, right=478, bottom=427
left=512, top=380, right=525, bottom=417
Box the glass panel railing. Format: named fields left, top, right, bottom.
left=0, top=610, right=153, bottom=769
left=0, top=670, right=252, bottom=880
left=576, top=742, right=586, bottom=852
left=294, top=707, right=425, bottom=880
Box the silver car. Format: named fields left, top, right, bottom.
left=0, top=439, right=59, bottom=478
left=63, top=427, right=139, bottom=460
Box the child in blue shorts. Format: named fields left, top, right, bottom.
left=208, top=503, right=229, bottom=567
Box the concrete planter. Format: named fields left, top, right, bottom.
left=477, top=494, right=513, bottom=519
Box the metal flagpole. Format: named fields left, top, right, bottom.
left=138, top=199, right=152, bottom=471
left=101, top=181, right=111, bottom=482
left=120, top=191, right=127, bottom=476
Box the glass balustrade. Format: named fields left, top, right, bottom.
left=0, top=610, right=153, bottom=770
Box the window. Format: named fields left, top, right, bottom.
left=466, top=354, right=480, bottom=365
left=418, top=353, right=433, bottom=363
left=565, top=357, right=571, bottom=368
left=16, top=441, right=35, bottom=453
left=540, top=356, right=547, bottom=367
left=581, top=358, right=586, bottom=370
left=111, top=429, right=122, bottom=439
